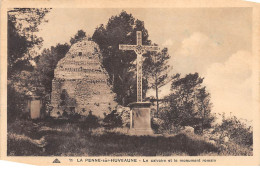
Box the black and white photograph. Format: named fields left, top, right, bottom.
left=1, top=0, right=260, bottom=166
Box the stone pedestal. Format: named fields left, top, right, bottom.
left=29, top=95, right=42, bottom=119
left=128, top=102, right=153, bottom=135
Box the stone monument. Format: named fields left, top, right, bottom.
left=119, top=31, right=159, bottom=135
left=51, top=39, right=117, bottom=118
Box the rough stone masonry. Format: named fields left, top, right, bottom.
left=50, top=39, right=117, bottom=118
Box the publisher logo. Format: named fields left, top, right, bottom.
left=53, top=158, right=61, bottom=163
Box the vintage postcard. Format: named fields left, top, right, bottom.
left=0, top=0, right=260, bottom=166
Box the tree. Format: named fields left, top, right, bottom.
left=70, top=30, right=86, bottom=45
left=34, top=43, right=70, bottom=94
left=162, top=73, right=214, bottom=132
left=8, top=19, right=33, bottom=74
left=143, top=47, right=172, bottom=116
left=8, top=8, right=50, bottom=76
left=196, top=87, right=212, bottom=133
left=92, top=11, right=152, bottom=105
left=7, top=8, right=50, bottom=122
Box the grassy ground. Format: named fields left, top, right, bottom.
left=7, top=118, right=252, bottom=156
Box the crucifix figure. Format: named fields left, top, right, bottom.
left=119, top=31, right=159, bottom=102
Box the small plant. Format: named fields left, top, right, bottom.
left=103, top=110, right=123, bottom=128
left=81, top=111, right=99, bottom=130
left=68, top=112, right=82, bottom=122
left=62, top=110, right=68, bottom=117
left=151, top=118, right=160, bottom=133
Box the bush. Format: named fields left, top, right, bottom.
left=103, top=110, right=123, bottom=128
left=67, top=112, right=82, bottom=122
left=214, top=115, right=252, bottom=147
left=7, top=85, right=27, bottom=123
left=81, top=111, right=100, bottom=130
left=151, top=118, right=160, bottom=133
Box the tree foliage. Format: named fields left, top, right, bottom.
left=161, top=73, right=214, bottom=132
left=8, top=8, right=50, bottom=76
left=8, top=19, right=33, bottom=74
left=144, top=48, right=172, bottom=89
left=215, top=115, right=253, bottom=146
left=92, top=11, right=152, bottom=105
left=34, top=43, right=70, bottom=94
left=7, top=8, right=50, bottom=122
left=70, top=30, right=86, bottom=45
left=143, top=47, right=172, bottom=115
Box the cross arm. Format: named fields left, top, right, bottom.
left=142, top=45, right=159, bottom=52
left=119, top=44, right=137, bottom=51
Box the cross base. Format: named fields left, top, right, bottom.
left=128, top=102, right=154, bottom=136
left=128, top=128, right=154, bottom=136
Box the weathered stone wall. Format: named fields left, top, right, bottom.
left=51, top=39, right=117, bottom=118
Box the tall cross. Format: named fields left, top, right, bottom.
left=119, top=31, right=159, bottom=102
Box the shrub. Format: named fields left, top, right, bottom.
left=81, top=111, right=100, bottom=130
left=68, top=112, right=82, bottom=122
left=7, top=85, right=29, bottom=123
left=62, top=110, right=68, bottom=117
left=103, top=110, right=123, bottom=128
left=116, top=106, right=130, bottom=127
left=214, top=115, right=252, bottom=147
left=151, top=118, right=160, bottom=133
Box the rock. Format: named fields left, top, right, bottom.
left=223, top=136, right=229, bottom=143
left=208, top=140, right=216, bottom=145
left=220, top=144, right=227, bottom=150
left=210, top=133, right=221, bottom=141
left=183, top=126, right=194, bottom=134
left=208, top=128, right=214, bottom=133
left=116, top=105, right=130, bottom=127
left=203, top=133, right=211, bottom=140
left=31, top=137, right=47, bottom=148
left=116, top=105, right=124, bottom=113
left=162, top=133, right=174, bottom=137
left=152, top=117, right=163, bottom=126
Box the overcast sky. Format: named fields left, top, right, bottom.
left=36, top=8, right=253, bottom=121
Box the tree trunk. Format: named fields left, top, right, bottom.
left=155, top=75, right=159, bottom=117
left=201, top=103, right=205, bottom=134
